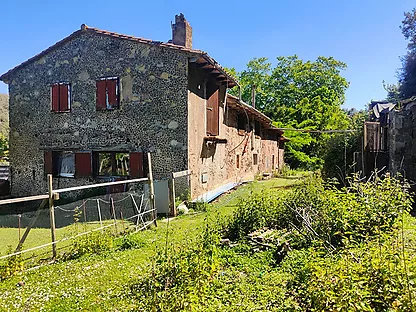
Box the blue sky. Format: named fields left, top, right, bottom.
left=0, top=0, right=414, bottom=109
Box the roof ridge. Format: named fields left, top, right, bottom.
left=0, top=25, right=204, bottom=81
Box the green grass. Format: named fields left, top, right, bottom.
left=1, top=175, right=415, bottom=311
left=0, top=220, right=129, bottom=260
left=0, top=177, right=304, bottom=311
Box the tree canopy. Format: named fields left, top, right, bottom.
left=228, top=55, right=350, bottom=169
left=398, top=8, right=416, bottom=99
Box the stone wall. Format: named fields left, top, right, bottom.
left=187, top=63, right=283, bottom=199
left=6, top=32, right=192, bottom=196
left=389, top=109, right=416, bottom=183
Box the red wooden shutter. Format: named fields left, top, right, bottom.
left=59, top=84, right=69, bottom=111
left=75, top=152, right=92, bottom=177
left=96, top=80, right=107, bottom=110
left=107, top=79, right=118, bottom=108
left=44, top=151, right=53, bottom=175
left=206, top=89, right=219, bottom=136
left=129, top=152, right=144, bottom=178
left=51, top=85, right=59, bottom=112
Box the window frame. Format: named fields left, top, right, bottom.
left=51, top=82, right=71, bottom=113
left=96, top=77, right=120, bottom=110
left=52, top=151, right=75, bottom=178
left=93, top=151, right=130, bottom=177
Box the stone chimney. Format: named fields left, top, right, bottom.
left=171, top=13, right=192, bottom=49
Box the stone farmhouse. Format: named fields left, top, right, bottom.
left=0, top=14, right=286, bottom=200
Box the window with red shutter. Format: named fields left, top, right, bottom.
left=44, top=151, right=53, bottom=175
left=96, top=80, right=107, bottom=110
left=75, top=152, right=92, bottom=177
left=51, top=85, right=59, bottom=112
left=129, top=152, right=144, bottom=178
left=206, top=88, right=219, bottom=136
left=96, top=77, right=119, bottom=110
left=51, top=83, right=71, bottom=112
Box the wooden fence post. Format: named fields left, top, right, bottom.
left=169, top=176, right=177, bottom=217
left=110, top=197, right=118, bottom=233
left=147, top=152, right=157, bottom=227
left=96, top=199, right=103, bottom=230
left=48, top=174, right=57, bottom=259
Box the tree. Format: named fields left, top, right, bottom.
left=322, top=109, right=367, bottom=182
left=398, top=8, right=416, bottom=98
left=228, top=55, right=350, bottom=169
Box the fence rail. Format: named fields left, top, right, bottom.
left=0, top=153, right=157, bottom=269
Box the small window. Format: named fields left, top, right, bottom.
left=253, top=154, right=258, bottom=166
left=95, top=152, right=129, bottom=176
left=44, top=151, right=92, bottom=178
left=236, top=154, right=240, bottom=169
left=51, top=83, right=71, bottom=112
left=53, top=152, right=75, bottom=177
left=272, top=155, right=275, bottom=170
left=96, top=77, right=119, bottom=110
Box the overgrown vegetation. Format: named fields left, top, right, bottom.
left=130, top=174, right=415, bottom=311
left=0, top=176, right=415, bottom=311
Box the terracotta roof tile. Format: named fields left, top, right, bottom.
left=0, top=25, right=237, bottom=87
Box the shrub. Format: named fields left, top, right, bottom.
left=280, top=233, right=416, bottom=311
left=0, top=253, right=24, bottom=281
left=115, top=233, right=144, bottom=251
left=64, top=230, right=114, bottom=260
left=226, top=174, right=413, bottom=250
left=130, top=218, right=221, bottom=311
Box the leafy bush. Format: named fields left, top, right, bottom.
left=223, top=174, right=415, bottom=311
left=0, top=253, right=24, bottom=281
left=186, top=200, right=210, bottom=212
left=280, top=233, right=416, bottom=311
left=226, top=174, right=412, bottom=250
left=64, top=231, right=114, bottom=260
left=115, top=233, right=144, bottom=251
left=130, top=219, right=221, bottom=311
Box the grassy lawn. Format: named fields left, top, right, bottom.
left=0, top=176, right=305, bottom=311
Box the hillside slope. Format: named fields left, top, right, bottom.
left=0, top=94, right=8, bottom=137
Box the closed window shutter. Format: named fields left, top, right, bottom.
left=129, top=152, right=144, bottom=178
left=206, top=98, right=213, bottom=135
left=51, top=85, right=59, bottom=112
left=44, top=151, right=53, bottom=175
left=212, top=89, right=219, bottom=136
left=107, top=79, right=118, bottom=108
left=206, top=89, right=219, bottom=136
left=59, top=84, right=69, bottom=111
left=96, top=80, right=106, bottom=110
left=75, top=152, right=92, bottom=177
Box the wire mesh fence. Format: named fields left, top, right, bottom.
left=0, top=177, right=154, bottom=271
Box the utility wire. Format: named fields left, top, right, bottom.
left=274, top=128, right=356, bottom=133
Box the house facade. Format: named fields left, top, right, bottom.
left=1, top=14, right=286, bottom=199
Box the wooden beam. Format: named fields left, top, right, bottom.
left=172, top=169, right=191, bottom=179
left=15, top=199, right=48, bottom=252
left=0, top=194, right=49, bottom=205
left=195, top=62, right=209, bottom=68
left=54, top=177, right=149, bottom=194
